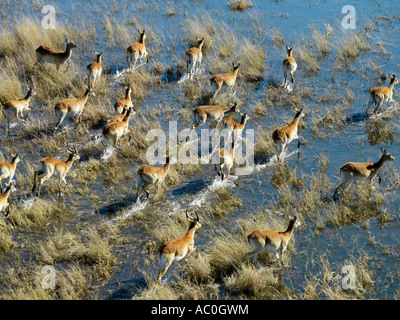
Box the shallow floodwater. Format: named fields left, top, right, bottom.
left=1, top=0, right=400, bottom=299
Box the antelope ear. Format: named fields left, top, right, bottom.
left=381, top=147, right=386, bottom=153
left=288, top=215, right=293, bottom=220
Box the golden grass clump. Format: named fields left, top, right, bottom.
left=238, top=40, right=266, bottom=82
left=223, top=264, right=290, bottom=299
left=227, top=0, right=254, bottom=12
left=206, top=234, right=248, bottom=278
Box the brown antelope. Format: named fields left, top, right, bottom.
left=126, top=29, right=148, bottom=70
left=272, top=108, right=305, bottom=162
left=246, top=215, right=298, bottom=266
left=86, top=52, right=103, bottom=88
left=2, top=88, right=36, bottom=129
left=35, top=39, right=78, bottom=71
left=114, top=86, right=133, bottom=114
left=106, top=106, right=136, bottom=123
left=0, top=153, right=20, bottom=193
left=0, top=182, right=13, bottom=218
left=54, top=86, right=95, bottom=132
left=282, top=45, right=297, bottom=89
left=102, top=107, right=134, bottom=149
left=366, top=73, right=399, bottom=115
left=334, top=147, right=395, bottom=197
left=191, top=102, right=240, bottom=131
left=210, top=62, right=240, bottom=98
left=157, top=210, right=201, bottom=282
left=32, top=144, right=80, bottom=198
left=186, top=37, right=204, bottom=79
left=136, top=156, right=170, bottom=203
left=223, top=112, right=249, bottom=143
left=214, top=139, right=236, bottom=180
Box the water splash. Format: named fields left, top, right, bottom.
left=189, top=175, right=238, bottom=207
left=101, top=147, right=115, bottom=160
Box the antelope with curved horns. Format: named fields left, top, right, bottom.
left=102, top=107, right=134, bottom=149
left=186, top=37, right=205, bottom=79
left=34, top=39, right=78, bottom=71
left=157, top=209, right=201, bottom=282
left=210, top=62, right=240, bottom=98
left=0, top=182, right=13, bottom=218
left=245, top=215, right=298, bottom=267
left=366, top=73, right=399, bottom=115
left=223, top=112, right=249, bottom=143
left=334, top=147, right=395, bottom=197
left=32, top=144, right=80, bottom=198
left=191, top=102, right=240, bottom=131
left=2, top=88, right=36, bottom=129
left=54, top=86, right=95, bottom=132
left=86, top=52, right=103, bottom=89
left=0, top=153, right=20, bottom=193
left=114, top=86, right=133, bottom=114
left=136, top=156, right=170, bottom=203
left=272, top=108, right=305, bottom=162
left=214, top=138, right=236, bottom=180
left=282, top=45, right=297, bottom=89
left=126, top=29, right=148, bottom=71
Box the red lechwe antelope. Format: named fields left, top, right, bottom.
left=54, top=86, right=95, bottom=132
left=157, top=210, right=201, bottom=282
left=114, top=86, right=133, bottom=114
left=210, top=62, right=240, bottom=98
left=2, top=88, right=36, bottom=129
left=334, top=147, right=396, bottom=197
left=366, top=73, right=399, bottom=115
left=272, top=108, right=305, bottom=162
left=223, top=112, right=249, bottom=143
left=35, top=39, right=78, bottom=71
left=0, top=153, right=20, bottom=193
left=0, top=182, right=13, bottom=218
left=86, top=52, right=103, bottom=88
left=246, top=215, right=298, bottom=266
left=32, top=145, right=80, bottom=198
left=191, top=102, right=240, bottom=131
left=136, top=156, right=170, bottom=203
left=102, top=107, right=134, bottom=149
left=126, top=30, right=148, bottom=70
left=186, top=37, right=204, bottom=79
left=106, top=106, right=136, bottom=123
left=282, top=45, right=297, bottom=89
left=214, top=139, right=236, bottom=180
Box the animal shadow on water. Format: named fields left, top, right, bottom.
left=171, top=179, right=210, bottom=197
left=98, top=195, right=137, bottom=217
left=346, top=112, right=370, bottom=124
left=106, top=277, right=147, bottom=299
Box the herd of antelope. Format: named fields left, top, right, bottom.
left=0, top=29, right=398, bottom=283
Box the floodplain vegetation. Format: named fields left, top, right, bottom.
left=0, top=0, right=400, bottom=301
